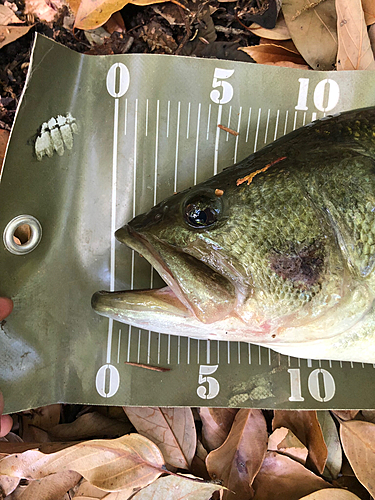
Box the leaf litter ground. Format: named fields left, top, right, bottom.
left=2, top=0, right=375, bottom=499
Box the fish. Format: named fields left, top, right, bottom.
left=92, top=107, right=375, bottom=363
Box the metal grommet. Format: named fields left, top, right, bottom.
left=3, top=215, right=42, bottom=255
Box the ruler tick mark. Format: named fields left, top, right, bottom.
left=137, top=330, right=141, bottom=363
left=217, top=340, right=220, bottom=364
left=157, top=334, right=161, bottom=365
left=187, top=337, right=190, bottom=364
left=147, top=331, right=151, bottom=364
left=274, top=109, right=280, bottom=141
left=214, top=104, right=222, bottom=175
left=258, top=346, right=262, bottom=365
left=248, top=343, right=251, bottom=364
left=154, top=100, right=159, bottom=206
left=268, top=348, right=271, bottom=366
left=117, top=329, right=121, bottom=364
left=206, top=104, right=211, bottom=140
left=187, top=102, right=191, bottom=139
left=264, top=109, right=270, bottom=143
left=174, top=101, right=181, bottom=192
left=254, top=108, right=261, bottom=152
left=227, top=341, right=230, bottom=364
left=167, top=100, right=170, bottom=138
left=124, top=98, right=128, bottom=135
left=226, top=106, right=232, bottom=141
left=283, top=110, right=289, bottom=136
left=293, top=110, right=297, bottom=131
left=238, top=342, right=241, bottom=364
left=303, top=111, right=306, bottom=126
left=178, top=336, right=180, bottom=364
left=207, top=340, right=210, bottom=364
left=167, top=334, right=171, bottom=364
left=197, top=339, right=200, bottom=364
left=145, top=98, right=149, bottom=137
left=127, top=326, right=132, bottom=362
left=307, top=359, right=312, bottom=368
left=246, top=107, right=252, bottom=143
left=234, top=106, right=242, bottom=164
left=194, top=103, right=201, bottom=186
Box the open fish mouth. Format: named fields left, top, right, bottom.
left=91, top=224, right=237, bottom=333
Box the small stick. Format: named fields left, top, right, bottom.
left=218, top=124, right=239, bottom=136
left=124, top=362, right=171, bottom=372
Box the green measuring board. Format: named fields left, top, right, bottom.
left=1, top=34, right=375, bottom=412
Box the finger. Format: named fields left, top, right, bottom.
left=0, top=297, right=13, bottom=321
left=0, top=415, right=13, bottom=437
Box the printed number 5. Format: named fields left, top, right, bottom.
left=197, top=365, right=220, bottom=399
left=210, top=68, right=235, bottom=105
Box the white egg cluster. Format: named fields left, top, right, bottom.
left=35, top=113, right=78, bottom=161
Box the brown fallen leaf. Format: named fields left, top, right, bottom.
left=199, top=408, right=238, bottom=452
left=361, top=410, right=375, bottom=423
left=268, top=427, right=308, bottom=465
left=332, top=411, right=359, bottom=421
left=123, top=407, right=196, bottom=470
left=299, top=489, right=362, bottom=499
left=21, top=404, right=61, bottom=430
left=241, top=39, right=307, bottom=66
left=262, top=60, right=310, bottom=68
left=0, top=474, right=19, bottom=497
left=9, top=471, right=81, bottom=500
left=369, top=24, right=375, bottom=58
left=317, top=411, right=342, bottom=480
left=0, top=25, right=33, bottom=50
left=339, top=419, right=375, bottom=497
left=272, top=410, right=327, bottom=475
left=0, top=4, right=23, bottom=24
left=248, top=13, right=291, bottom=40
left=336, top=0, right=375, bottom=70
left=47, top=411, right=132, bottom=441
left=131, top=473, right=224, bottom=499
left=206, top=409, right=267, bottom=500
left=252, top=451, right=330, bottom=500
left=0, top=434, right=165, bottom=492
left=25, top=0, right=65, bottom=22
left=362, top=0, right=375, bottom=25
left=71, top=0, right=166, bottom=30
left=282, top=0, right=337, bottom=70
left=0, top=128, right=10, bottom=173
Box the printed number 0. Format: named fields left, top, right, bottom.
left=197, top=365, right=220, bottom=399
left=106, top=63, right=130, bottom=98
left=210, top=68, right=235, bottom=105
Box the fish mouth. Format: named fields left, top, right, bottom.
left=92, top=225, right=237, bottom=327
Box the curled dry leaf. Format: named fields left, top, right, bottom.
left=21, top=404, right=61, bottom=430
left=332, top=411, right=359, bottom=421
left=0, top=433, right=165, bottom=493
left=317, top=411, right=342, bottom=480
left=0, top=25, right=33, bottom=50
left=0, top=4, right=23, bottom=24
left=0, top=474, right=19, bottom=497
left=199, top=408, right=238, bottom=452
left=299, top=489, right=362, bottom=499
left=132, top=473, right=224, bottom=499
left=282, top=0, right=337, bottom=70
left=339, top=419, right=375, bottom=497
left=47, top=411, right=132, bottom=441
left=206, top=409, right=267, bottom=500
left=268, top=427, right=308, bottom=465
left=336, top=0, right=375, bottom=70
left=248, top=13, right=291, bottom=40
left=124, top=407, right=196, bottom=470
left=25, top=0, right=65, bottom=22
left=8, top=471, right=81, bottom=500
left=240, top=39, right=307, bottom=66
left=252, top=451, right=330, bottom=500
left=272, top=410, right=327, bottom=475
left=72, top=479, right=132, bottom=499
left=72, top=0, right=166, bottom=30
left=362, top=0, right=375, bottom=25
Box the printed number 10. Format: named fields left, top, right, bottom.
left=288, top=368, right=336, bottom=402
left=295, top=78, right=340, bottom=113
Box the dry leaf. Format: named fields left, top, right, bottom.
left=299, top=490, right=362, bottom=499
left=21, top=405, right=61, bottom=430
left=124, top=407, right=196, bottom=470
left=0, top=129, right=9, bottom=173
left=0, top=434, right=165, bottom=493
left=362, top=0, right=375, bottom=25
left=48, top=411, right=132, bottom=440
left=72, top=0, right=166, bottom=30
left=336, top=0, right=375, bottom=69
left=9, top=471, right=81, bottom=500
left=253, top=451, right=330, bottom=500
left=132, top=473, right=224, bottom=499
left=361, top=410, right=375, bottom=423
left=317, top=411, right=342, bottom=480
left=340, top=419, right=375, bottom=497
left=282, top=0, right=337, bottom=70
left=199, top=408, right=238, bottom=452
left=206, top=409, right=267, bottom=500
left=272, top=410, right=327, bottom=475
left=248, top=13, right=291, bottom=40
left=263, top=60, right=310, bottom=68
left=268, top=427, right=308, bottom=465
left=241, top=39, right=307, bottom=66
left=0, top=25, right=33, bottom=50
left=25, top=0, right=65, bottom=22
left=72, top=479, right=133, bottom=499
left=0, top=4, right=23, bottom=24
left=332, top=411, right=359, bottom=421
left=0, top=474, right=19, bottom=497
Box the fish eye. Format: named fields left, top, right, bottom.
left=183, top=193, right=222, bottom=228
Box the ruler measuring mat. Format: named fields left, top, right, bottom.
left=2, top=35, right=375, bottom=410
left=98, top=64, right=375, bottom=409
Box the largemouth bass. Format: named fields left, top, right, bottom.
left=92, top=107, right=375, bottom=363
